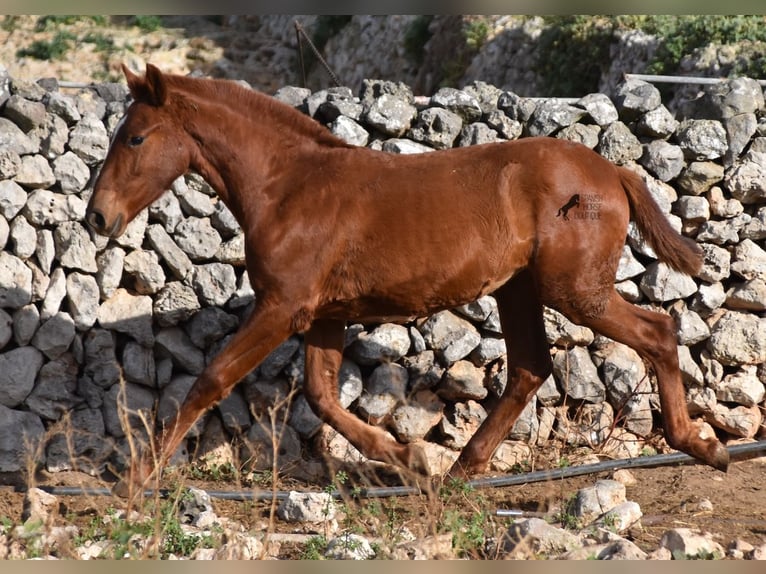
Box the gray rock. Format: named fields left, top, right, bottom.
left=174, top=217, right=222, bottom=261
left=0, top=346, right=44, bottom=408
left=330, top=115, right=369, bottom=146
left=217, top=389, right=252, bottom=434
left=578, top=93, right=619, bottom=126
left=614, top=77, right=661, bottom=120
left=726, top=277, right=766, bottom=311
left=102, top=381, right=156, bottom=438
left=81, top=328, right=121, bottom=389
left=35, top=228, right=55, bottom=274
left=68, top=113, right=109, bottom=165
left=431, top=87, right=483, bottom=122
left=95, top=246, right=125, bottom=299
left=243, top=421, right=301, bottom=472
left=192, top=262, right=237, bottom=306
left=573, top=479, right=627, bottom=524
left=31, top=311, right=75, bottom=359
left=9, top=215, right=37, bottom=260
left=173, top=176, right=215, bottom=218
left=457, top=122, right=501, bottom=146
left=601, top=343, right=652, bottom=436
left=0, top=404, right=45, bottom=472
left=497, top=90, right=536, bottom=123
left=184, top=307, right=239, bottom=350
left=39, top=266, right=66, bottom=321
left=0, top=148, right=21, bottom=179
left=0, top=308, right=11, bottom=350
left=4, top=95, right=46, bottom=131
left=419, top=310, right=481, bottom=364
left=708, top=310, right=766, bottom=366
left=45, top=91, right=81, bottom=125
left=46, top=407, right=111, bottom=474
left=54, top=221, right=98, bottom=272
left=730, top=239, right=766, bottom=280
left=23, top=189, right=87, bottom=226
left=485, top=109, right=523, bottom=140
left=554, top=347, right=605, bottom=403
left=287, top=393, right=323, bottom=438
left=408, top=107, right=463, bottom=149
left=390, top=389, right=444, bottom=442
left=155, top=326, right=206, bottom=375
left=527, top=99, right=586, bottom=136
left=439, top=399, right=486, bottom=449
left=123, top=249, right=166, bottom=295
left=556, top=123, right=601, bottom=148
left=0, top=117, right=37, bottom=155
left=148, top=191, right=184, bottom=233
left=0, top=180, right=26, bottom=220
left=277, top=490, right=336, bottom=523
left=24, top=352, right=80, bottom=420
left=677, top=161, right=724, bottom=196
left=713, top=366, right=765, bottom=407
left=639, top=262, right=698, bottom=302
left=325, top=533, right=375, bottom=560
left=364, top=94, right=417, bottom=137
left=96, top=288, right=154, bottom=346
left=598, top=121, right=643, bottom=164
left=12, top=304, right=39, bottom=346
left=65, top=271, right=100, bottom=330
left=380, top=138, right=434, bottom=154
left=640, top=140, right=685, bottom=182
left=112, top=209, right=147, bottom=250
left=349, top=323, right=410, bottom=365
left=636, top=104, right=678, bottom=138
left=437, top=360, right=488, bottom=401
left=503, top=517, right=582, bottom=557
left=659, top=528, right=724, bottom=559
left=676, top=119, right=728, bottom=160
left=724, top=149, right=766, bottom=204
left=14, top=154, right=55, bottom=189
left=145, top=224, right=193, bottom=281
left=122, top=340, right=156, bottom=387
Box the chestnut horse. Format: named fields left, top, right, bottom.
left=87, top=64, right=728, bottom=496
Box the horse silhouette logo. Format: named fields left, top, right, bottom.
left=556, top=194, right=580, bottom=220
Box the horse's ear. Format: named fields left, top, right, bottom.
left=122, top=63, right=144, bottom=99
left=122, top=62, right=167, bottom=106
left=144, top=63, right=168, bottom=107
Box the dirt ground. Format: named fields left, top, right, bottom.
left=1, top=451, right=764, bottom=558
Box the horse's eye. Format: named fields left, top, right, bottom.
left=128, top=135, right=145, bottom=147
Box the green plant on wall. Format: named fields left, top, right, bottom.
left=535, top=15, right=766, bottom=97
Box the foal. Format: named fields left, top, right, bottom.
left=86, top=64, right=728, bottom=495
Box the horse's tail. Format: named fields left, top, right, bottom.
left=618, top=166, right=703, bottom=276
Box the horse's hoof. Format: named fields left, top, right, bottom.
left=709, top=441, right=729, bottom=473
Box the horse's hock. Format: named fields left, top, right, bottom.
left=0, top=66, right=764, bottom=480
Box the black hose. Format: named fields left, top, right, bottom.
left=32, top=439, right=766, bottom=501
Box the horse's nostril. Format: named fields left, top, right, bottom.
left=87, top=209, right=106, bottom=232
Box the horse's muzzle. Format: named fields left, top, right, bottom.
left=86, top=208, right=123, bottom=238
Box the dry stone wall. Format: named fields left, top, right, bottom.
left=0, top=64, right=764, bottom=478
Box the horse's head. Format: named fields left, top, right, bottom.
left=86, top=63, right=192, bottom=237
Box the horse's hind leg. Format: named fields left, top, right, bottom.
left=302, top=319, right=427, bottom=473
left=565, top=290, right=729, bottom=471
left=450, top=270, right=552, bottom=477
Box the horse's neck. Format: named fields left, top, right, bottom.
left=180, top=87, right=324, bottom=223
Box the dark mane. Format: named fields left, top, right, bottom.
left=164, top=73, right=352, bottom=148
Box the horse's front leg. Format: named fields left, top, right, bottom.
left=113, top=302, right=294, bottom=499
left=303, top=319, right=428, bottom=474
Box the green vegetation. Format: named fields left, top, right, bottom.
left=130, top=15, right=163, bottom=33
left=536, top=15, right=766, bottom=96
left=404, top=15, right=434, bottom=64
